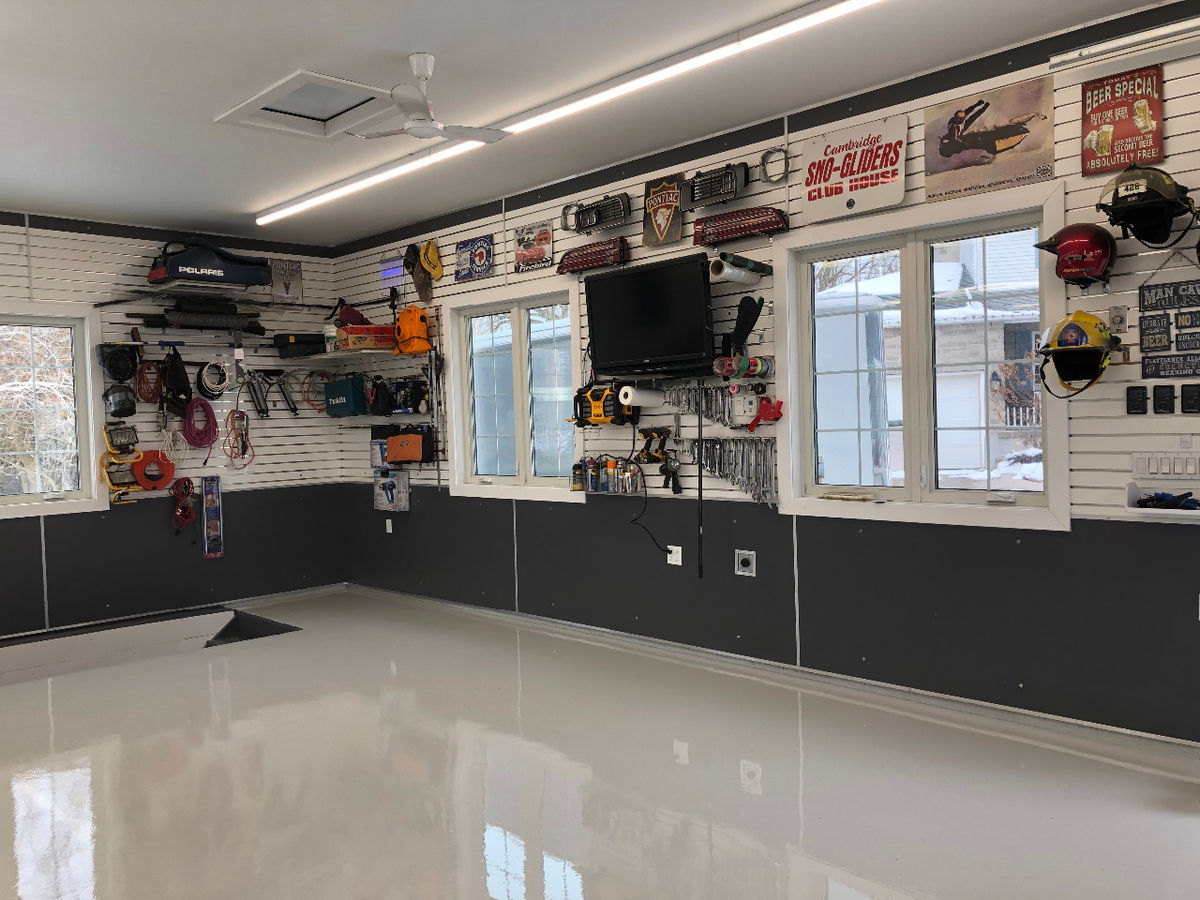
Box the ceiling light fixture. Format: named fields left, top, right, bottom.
left=255, top=0, right=888, bottom=226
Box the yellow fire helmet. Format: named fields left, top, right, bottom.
left=420, top=240, right=443, bottom=280
left=1036, top=310, right=1121, bottom=397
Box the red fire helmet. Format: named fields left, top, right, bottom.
left=1033, top=224, right=1117, bottom=289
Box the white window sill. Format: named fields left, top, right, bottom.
left=781, top=496, right=1069, bottom=531
left=448, top=483, right=587, bottom=504
left=0, top=495, right=108, bottom=521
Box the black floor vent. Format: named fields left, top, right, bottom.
left=205, top=611, right=301, bottom=648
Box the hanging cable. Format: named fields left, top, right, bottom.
left=181, top=397, right=219, bottom=464
left=170, top=477, right=197, bottom=542
left=160, top=428, right=190, bottom=466
left=302, top=370, right=333, bottom=412
left=223, top=409, right=255, bottom=470
left=135, top=360, right=163, bottom=403
left=196, top=361, right=229, bottom=400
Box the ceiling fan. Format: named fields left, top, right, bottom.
left=349, top=53, right=510, bottom=144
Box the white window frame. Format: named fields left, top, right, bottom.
left=0, top=300, right=107, bottom=520
left=442, top=280, right=585, bottom=503
left=773, top=181, right=1070, bottom=531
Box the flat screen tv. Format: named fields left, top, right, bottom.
left=585, top=253, right=713, bottom=378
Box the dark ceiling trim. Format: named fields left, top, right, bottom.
left=21, top=213, right=339, bottom=258
left=335, top=200, right=505, bottom=259
left=504, top=118, right=786, bottom=214
left=4, top=3, right=1194, bottom=260
left=788, top=1, right=1200, bottom=133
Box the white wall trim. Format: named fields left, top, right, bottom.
left=773, top=180, right=1070, bottom=530
left=441, top=278, right=586, bottom=503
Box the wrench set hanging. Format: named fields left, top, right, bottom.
left=687, top=437, right=778, bottom=506
left=663, top=382, right=769, bottom=429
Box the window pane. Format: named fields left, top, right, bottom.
left=815, top=373, right=858, bottom=430
left=936, top=429, right=986, bottom=489
left=815, top=431, right=859, bottom=486
left=990, top=430, right=1043, bottom=492
left=931, top=228, right=1042, bottom=493
left=811, top=251, right=902, bottom=488
left=527, top=304, right=573, bottom=477
left=468, top=312, right=517, bottom=477
left=0, top=324, right=80, bottom=498
left=861, top=430, right=904, bottom=487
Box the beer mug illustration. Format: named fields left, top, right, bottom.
left=1133, top=98, right=1157, bottom=133
left=1083, top=130, right=1100, bottom=152
left=1097, top=124, right=1114, bottom=156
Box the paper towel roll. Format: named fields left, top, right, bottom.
left=619, top=386, right=665, bottom=407
left=709, top=259, right=761, bottom=286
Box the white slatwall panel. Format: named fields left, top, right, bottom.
left=1054, top=55, right=1200, bottom=519
left=22, top=227, right=348, bottom=492
left=333, top=136, right=790, bottom=502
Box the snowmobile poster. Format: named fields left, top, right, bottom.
left=513, top=219, right=554, bottom=273
left=923, top=76, right=1054, bottom=203
left=1080, top=65, right=1163, bottom=177
left=800, top=116, right=908, bottom=224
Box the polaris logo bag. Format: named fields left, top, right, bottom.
left=148, top=237, right=271, bottom=286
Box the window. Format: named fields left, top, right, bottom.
left=804, top=220, right=1043, bottom=505
left=0, top=307, right=101, bottom=518
left=448, top=286, right=582, bottom=501
left=931, top=228, right=1042, bottom=493
left=812, top=249, right=904, bottom=488
left=776, top=182, right=1068, bottom=529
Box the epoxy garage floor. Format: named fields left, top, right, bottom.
left=1, top=590, right=1198, bottom=900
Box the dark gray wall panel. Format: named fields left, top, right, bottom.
left=348, top=485, right=517, bottom=612
left=515, top=494, right=796, bottom=665
left=0, top=516, right=46, bottom=637
left=796, top=516, right=1200, bottom=742
left=43, top=484, right=348, bottom=627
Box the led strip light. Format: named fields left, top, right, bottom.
left=256, top=0, right=889, bottom=226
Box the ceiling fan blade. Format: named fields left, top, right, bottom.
left=347, top=128, right=410, bottom=140
left=390, top=83, right=431, bottom=120
left=440, top=125, right=511, bottom=144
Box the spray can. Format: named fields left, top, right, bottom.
left=586, top=458, right=600, bottom=492
left=571, top=462, right=584, bottom=491
left=606, top=459, right=617, bottom=492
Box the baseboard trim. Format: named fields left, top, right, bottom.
left=343, top=583, right=1200, bottom=781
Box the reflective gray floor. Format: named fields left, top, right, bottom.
left=1, top=589, right=1199, bottom=900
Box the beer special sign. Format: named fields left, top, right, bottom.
left=801, top=117, right=907, bottom=223
left=1081, top=65, right=1163, bottom=176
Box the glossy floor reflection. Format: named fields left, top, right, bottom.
left=1, top=589, right=1199, bottom=900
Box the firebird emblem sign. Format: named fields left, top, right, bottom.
left=642, top=175, right=684, bottom=246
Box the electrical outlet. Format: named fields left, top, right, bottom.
left=673, top=740, right=689, bottom=765
left=735, top=549, right=756, bottom=577
left=667, top=545, right=682, bottom=566
left=385, top=518, right=392, bottom=534
left=740, top=759, right=762, bottom=795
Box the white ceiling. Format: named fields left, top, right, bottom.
left=0, top=0, right=1168, bottom=247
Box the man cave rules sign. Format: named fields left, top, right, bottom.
left=1081, top=65, right=1163, bottom=176
left=642, top=174, right=684, bottom=247
left=455, top=234, right=493, bottom=282
left=801, top=117, right=908, bottom=223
